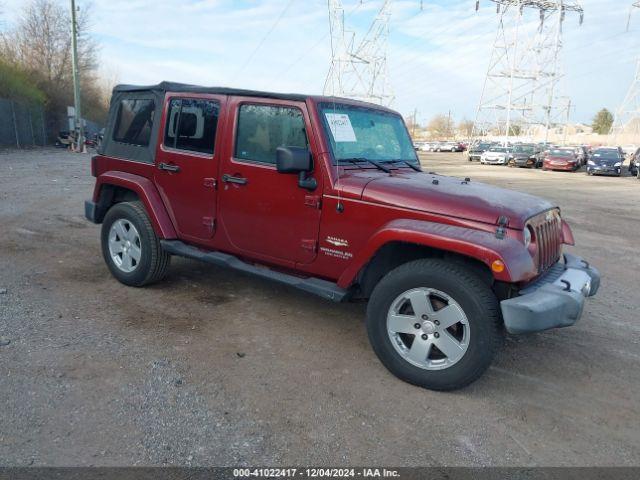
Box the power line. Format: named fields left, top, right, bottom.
left=232, top=0, right=297, bottom=81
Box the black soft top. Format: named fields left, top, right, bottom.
left=100, top=81, right=396, bottom=163
left=113, top=81, right=309, bottom=102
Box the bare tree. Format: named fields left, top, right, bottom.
left=427, top=114, right=454, bottom=140
left=0, top=0, right=106, bottom=133
left=457, top=119, right=474, bottom=138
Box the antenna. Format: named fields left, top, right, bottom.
left=324, top=0, right=394, bottom=106
left=472, top=1, right=583, bottom=144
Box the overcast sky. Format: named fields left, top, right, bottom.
left=0, top=0, right=634, bottom=124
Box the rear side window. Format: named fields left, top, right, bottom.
left=113, top=99, right=155, bottom=146
left=235, top=104, right=307, bottom=164
left=164, top=98, right=220, bottom=154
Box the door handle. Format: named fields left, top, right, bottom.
left=158, top=162, right=180, bottom=173
left=222, top=174, right=248, bottom=185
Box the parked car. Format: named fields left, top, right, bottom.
left=480, top=146, right=510, bottom=165
left=629, top=147, right=640, bottom=177
left=586, top=148, right=624, bottom=176
left=542, top=148, right=580, bottom=172
left=435, top=141, right=464, bottom=152
left=55, top=131, right=72, bottom=148
left=571, top=146, right=588, bottom=167
left=508, top=144, right=542, bottom=168
left=85, top=81, right=600, bottom=391
left=467, top=142, right=495, bottom=162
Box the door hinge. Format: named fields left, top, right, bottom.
left=304, top=195, right=322, bottom=209
left=203, top=178, right=217, bottom=189
left=202, top=216, right=216, bottom=233
left=301, top=239, right=317, bottom=252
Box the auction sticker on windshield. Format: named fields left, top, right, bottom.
left=324, top=113, right=357, bottom=142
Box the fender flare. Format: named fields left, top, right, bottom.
left=93, top=171, right=177, bottom=239
left=337, top=219, right=536, bottom=288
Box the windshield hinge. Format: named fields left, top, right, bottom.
left=301, top=239, right=317, bottom=252
left=304, top=195, right=322, bottom=209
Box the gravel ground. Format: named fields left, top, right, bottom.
left=0, top=148, right=639, bottom=467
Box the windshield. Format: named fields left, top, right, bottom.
left=550, top=149, right=572, bottom=157
left=593, top=150, right=620, bottom=160
left=476, top=143, right=493, bottom=150
left=319, top=102, right=418, bottom=164
left=490, top=147, right=507, bottom=153
left=514, top=145, right=534, bottom=153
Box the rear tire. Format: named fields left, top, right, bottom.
left=366, top=259, right=502, bottom=391
left=101, top=201, right=171, bottom=287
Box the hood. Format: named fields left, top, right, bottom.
left=348, top=171, right=554, bottom=229
left=592, top=157, right=620, bottom=165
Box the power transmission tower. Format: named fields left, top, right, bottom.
left=611, top=2, right=640, bottom=142
left=472, top=0, right=583, bottom=144
left=324, top=0, right=394, bottom=106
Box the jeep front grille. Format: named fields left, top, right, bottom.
left=531, top=210, right=563, bottom=273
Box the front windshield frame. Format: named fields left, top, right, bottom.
left=318, top=102, right=419, bottom=165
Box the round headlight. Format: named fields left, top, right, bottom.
left=523, top=226, right=531, bottom=248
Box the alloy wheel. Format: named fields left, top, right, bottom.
left=108, top=218, right=142, bottom=273
left=386, top=287, right=470, bottom=370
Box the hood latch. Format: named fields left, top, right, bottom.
left=495, top=215, right=509, bottom=239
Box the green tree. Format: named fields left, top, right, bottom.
left=592, top=108, right=614, bottom=135
left=508, top=124, right=522, bottom=136
left=0, top=59, right=45, bottom=104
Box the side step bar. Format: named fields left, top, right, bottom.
left=160, top=240, right=349, bottom=302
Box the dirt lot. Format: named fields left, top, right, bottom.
left=1, top=148, right=639, bottom=467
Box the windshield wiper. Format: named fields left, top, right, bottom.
left=341, top=157, right=391, bottom=173
left=384, top=159, right=422, bottom=172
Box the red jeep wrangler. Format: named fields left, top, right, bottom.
left=85, top=82, right=600, bottom=390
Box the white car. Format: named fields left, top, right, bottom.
left=480, top=147, right=510, bottom=165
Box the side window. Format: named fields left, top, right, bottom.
left=235, top=104, right=308, bottom=164
left=113, top=98, right=155, bottom=146
left=164, top=98, right=219, bottom=154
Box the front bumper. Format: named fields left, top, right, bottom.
left=588, top=165, right=620, bottom=175
left=85, top=200, right=101, bottom=224
left=482, top=157, right=507, bottom=164
left=545, top=162, right=576, bottom=171
left=512, top=157, right=536, bottom=167
left=500, top=253, right=600, bottom=334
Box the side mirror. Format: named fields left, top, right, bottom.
left=276, top=146, right=317, bottom=191
left=276, top=146, right=312, bottom=173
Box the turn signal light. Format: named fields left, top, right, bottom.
left=491, top=260, right=505, bottom=273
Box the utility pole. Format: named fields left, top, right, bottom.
left=70, top=0, right=83, bottom=152
left=411, top=108, right=418, bottom=138
left=562, top=98, right=571, bottom=145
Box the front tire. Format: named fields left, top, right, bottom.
left=101, top=201, right=171, bottom=287
left=366, top=259, right=502, bottom=391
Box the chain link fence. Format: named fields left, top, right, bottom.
left=0, top=98, right=47, bottom=148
